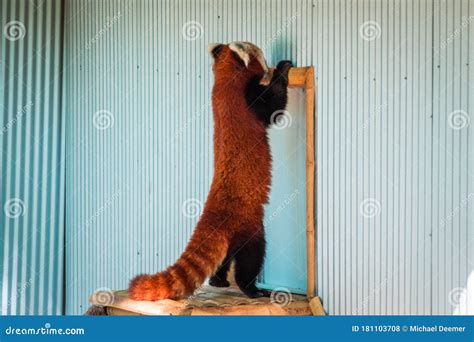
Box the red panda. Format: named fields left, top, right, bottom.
left=128, top=42, right=292, bottom=301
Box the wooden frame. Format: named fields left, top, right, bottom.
left=287, top=67, right=316, bottom=299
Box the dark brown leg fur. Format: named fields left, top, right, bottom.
left=209, top=254, right=232, bottom=287
left=234, top=231, right=269, bottom=298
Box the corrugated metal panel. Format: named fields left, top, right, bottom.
left=317, top=0, right=436, bottom=315
left=315, top=0, right=434, bottom=315
left=431, top=0, right=473, bottom=315
left=63, top=0, right=216, bottom=314
left=63, top=0, right=474, bottom=315
left=0, top=0, right=65, bottom=315
left=469, top=0, right=474, bottom=317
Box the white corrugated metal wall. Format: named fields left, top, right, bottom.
left=432, top=0, right=473, bottom=314
left=1, top=0, right=65, bottom=314
left=319, top=0, right=439, bottom=315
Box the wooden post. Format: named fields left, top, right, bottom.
left=304, top=67, right=315, bottom=299
left=288, top=67, right=316, bottom=299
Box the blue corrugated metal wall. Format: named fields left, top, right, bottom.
left=63, top=0, right=319, bottom=314
left=1, top=0, right=472, bottom=316
left=63, top=0, right=474, bottom=315
left=1, top=0, right=65, bottom=314
left=62, top=0, right=215, bottom=314
left=317, top=0, right=437, bottom=315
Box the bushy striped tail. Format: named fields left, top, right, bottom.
left=128, top=217, right=229, bottom=301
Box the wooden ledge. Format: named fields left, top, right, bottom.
left=88, top=285, right=324, bottom=316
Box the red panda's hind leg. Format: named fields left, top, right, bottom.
left=234, top=232, right=270, bottom=298
left=209, top=253, right=232, bottom=287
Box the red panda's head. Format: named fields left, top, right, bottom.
left=208, top=42, right=271, bottom=85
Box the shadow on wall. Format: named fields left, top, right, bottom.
left=270, top=38, right=294, bottom=66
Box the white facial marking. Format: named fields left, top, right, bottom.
left=228, top=41, right=268, bottom=73
left=229, top=42, right=251, bottom=66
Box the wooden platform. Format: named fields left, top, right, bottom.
left=87, top=285, right=325, bottom=316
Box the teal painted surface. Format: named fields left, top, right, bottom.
left=61, top=0, right=474, bottom=315
left=0, top=0, right=65, bottom=314
left=63, top=0, right=216, bottom=315
left=258, top=88, right=307, bottom=294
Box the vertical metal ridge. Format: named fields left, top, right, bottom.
left=1, top=0, right=65, bottom=315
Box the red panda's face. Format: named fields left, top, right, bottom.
left=208, top=42, right=270, bottom=83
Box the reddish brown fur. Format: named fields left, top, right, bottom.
left=129, top=45, right=271, bottom=301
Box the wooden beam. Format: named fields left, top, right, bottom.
left=309, top=297, right=325, bottom=315
left=287, top=66, right=316, bottom=299
left=288, top=67, right=311, bottom=87
left=305, top=67, right=315, bottom=299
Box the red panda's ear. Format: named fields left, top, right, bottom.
left=228, top=42, right=250, bottom=67
left=208, top=43, right=224, bottom=59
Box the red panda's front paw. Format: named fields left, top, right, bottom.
left=276, top=60, right=293, bottom=79
left=128, top=274, right=161, bottom=301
